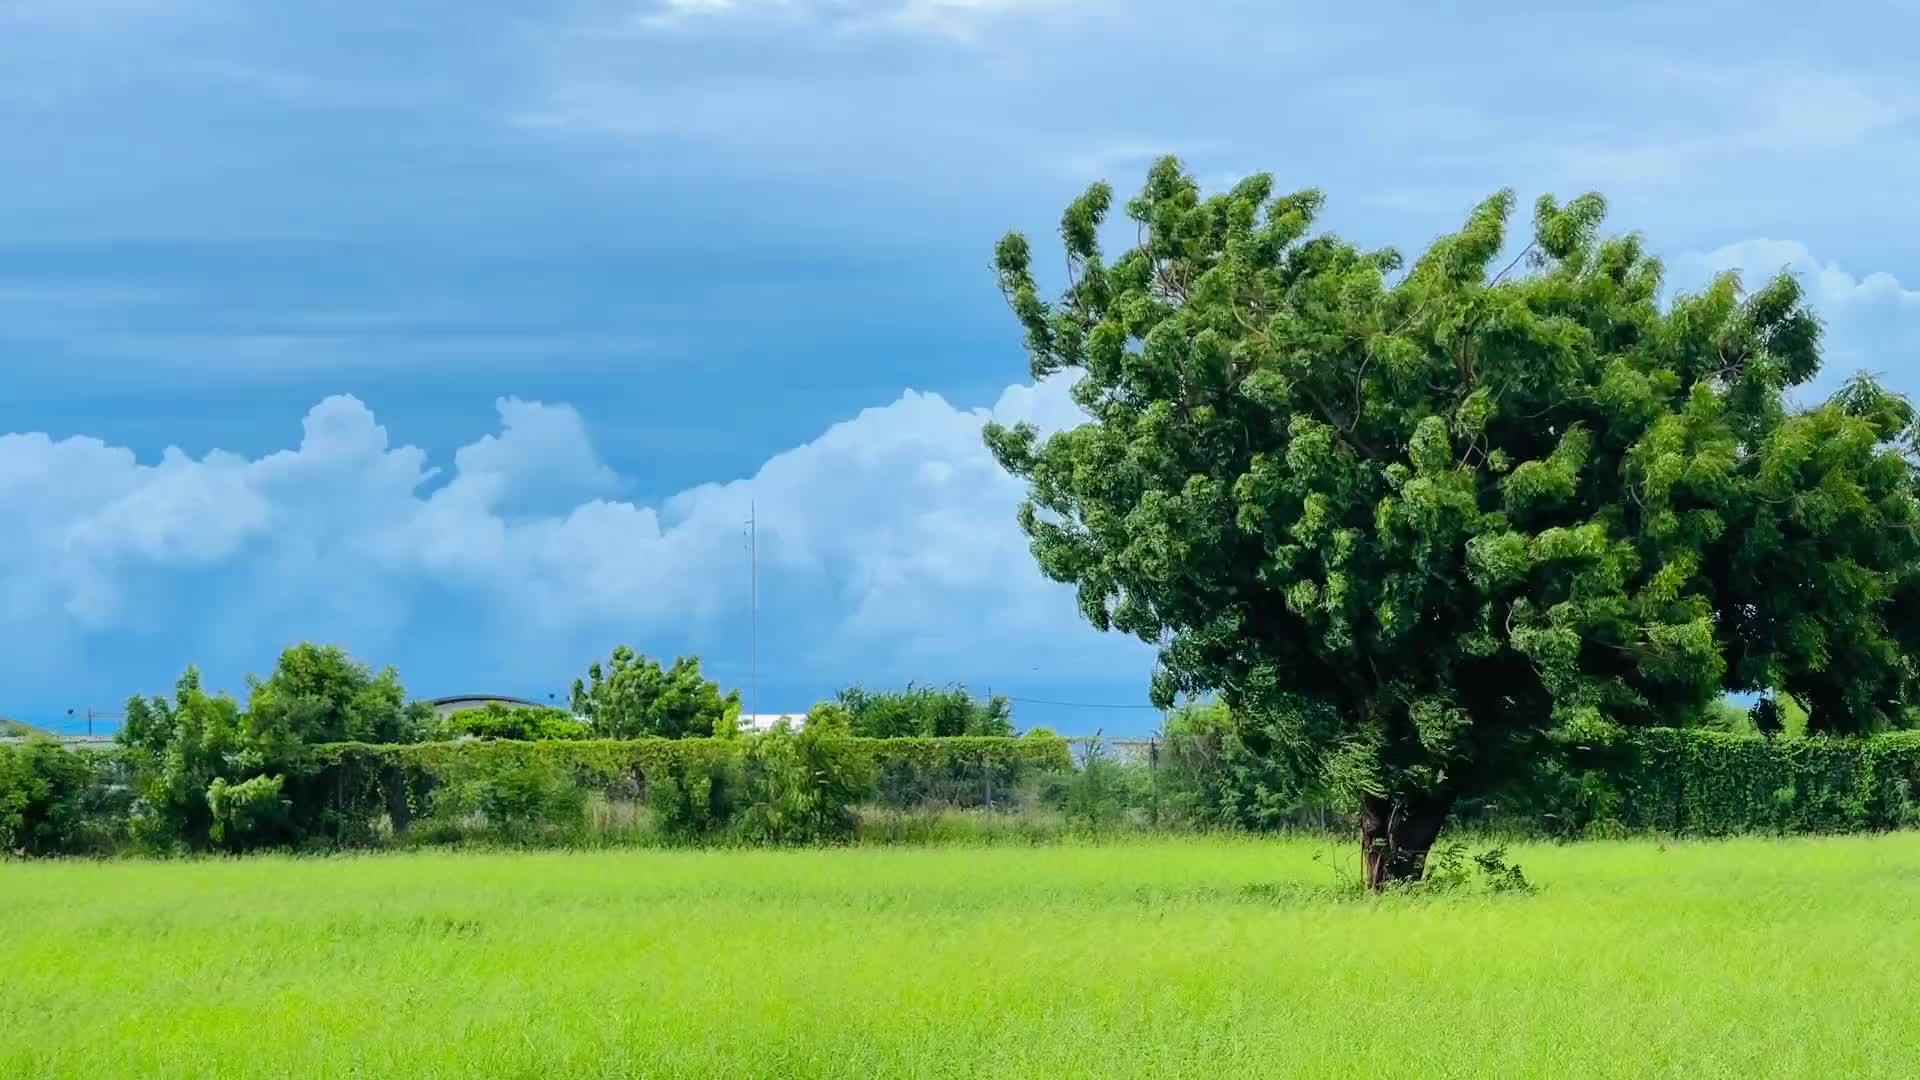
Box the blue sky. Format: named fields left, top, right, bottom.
left=4, top=0, right=1919, bottom=735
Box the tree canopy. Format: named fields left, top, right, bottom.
left=827, top=684, right=1016, bottom=738
left=569, top=647, right=742, bottom=739
left=119, top=643, right=434, bottom=851
left=985, top=157, right=1920, bottom=883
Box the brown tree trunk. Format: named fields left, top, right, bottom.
left=1360, top=792, right=1454, bottom=891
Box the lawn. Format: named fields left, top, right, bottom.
left=5, top=833, right=1918, bottom=1078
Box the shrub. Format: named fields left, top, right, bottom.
left=427, top=751, right=588, bottom=841
left=647, top=753, right=741, bottom=843
left=207, top=774, right=292, bottom=851
left=737, top=722, right=876, bottom=845
left=0, top=739, right=99, bottom=855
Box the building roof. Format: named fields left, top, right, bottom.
left=425, top=694, right=545, bottom=708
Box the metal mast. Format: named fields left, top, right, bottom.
left=749, top=500, right=759, bottom=722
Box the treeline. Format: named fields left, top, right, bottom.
left=0, top=642, right=1047, bottom=856
left=8, top=642, right=1920, bottom=856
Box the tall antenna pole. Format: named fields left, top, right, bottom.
left=749, top=500, right=759, bottom=722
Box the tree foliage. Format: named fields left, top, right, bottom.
left=569, top=647, right=742, bottom=739
left=0, top=738, right=102, bottom=855
left=832, top=684, right=1015, bottom=738
left=434, top=702, right=592, bottom=742
left=118, top=644, right=430, bottom=851
left=985, top=157, right=1920, bottom=878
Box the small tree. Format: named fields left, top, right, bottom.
left=0, top=738, right=100, bottom=855
left=569, top=647, right=742, bottom=739
left=986, top=158, right=1920, bottom=887
left=119, top=644, right=432, bottom=851
left=834, top=684, right=1015, bottom=737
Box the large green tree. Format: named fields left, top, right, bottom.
left=985, top=158, right=1920, bottom=887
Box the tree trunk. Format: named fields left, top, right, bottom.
left=1360, top=792, right=1454, bottom=891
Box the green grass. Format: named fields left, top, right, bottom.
left=5, top=833, right=1919, bottom=1078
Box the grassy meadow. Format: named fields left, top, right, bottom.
left=5, top=834, right=1919, bottom=1078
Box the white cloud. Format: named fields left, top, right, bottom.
left=630, top=0, right=1057, bottom=35
left=0, top=373, right=1150, bottom=684
left=1688, top=239, right=1920, bottom=310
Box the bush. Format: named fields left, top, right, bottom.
left=426, top=751, right=588, bottom=842
left=207, top=774, right=292, bottom=851
left=1, top=739, right=103, bottom=855
left=737, top=722, right=876, bottom=845
left=647, top=753, right=741, bottom=843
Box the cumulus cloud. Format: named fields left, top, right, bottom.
left=0, top=373, right=1153, bottom=701
left=1687, top=239, right=1920, bottom=310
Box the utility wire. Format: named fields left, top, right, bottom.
left=1001, top=695, right=1161, bottom=710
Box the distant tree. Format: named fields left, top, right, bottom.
left=242, top=642, right=432, bottom=750
left=801, top=700, right=856, bottom=737
left=834, top=684, right=1015, bottom=737
left=120, top=666, right=248, bottom=850
left=569, top=647, right=742, bottom=739
left=986, top=157, right=1920, bottom=887
left=434, top=702, right=592, bottom=742
left=119, top=644, right=432, bottom=851
left=0, top=737, right=99, bottom=855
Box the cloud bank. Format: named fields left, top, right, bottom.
left=0, top=371, right=1156, bottom=711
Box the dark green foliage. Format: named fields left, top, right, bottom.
left=117, top=645, right=431, bottom=852
left=434, top=702, right=592, bottom=742
left=426, top=751, right=588, bottom=842
left=647, top=752, right=741, bottom=842
left=308, top=735, right=1073, bottom=846
left=206, top=774, right=291, bottom=850
left=1059, top=746, right=1140, bottom=831
left=569, top=646, right=742, bottom=739
left=738, top=721, right=877, bottom=845
left=1502, top=728, right=1920, bottom=837
left=834, top=684, right=1016, bottom=738
left=243, top=643, right=431, bottom=748
left=1423, top=842, right=1533, bottom=894
left=986, top=158, right=1920, bottom=864
left=0, top=739, right=110, bottom=855
left=119, top=667, right=244, bottom=850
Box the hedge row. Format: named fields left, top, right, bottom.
left=307, top=734, right=1073, bottom=776
left=11, top=727, right=1920, bottom=854
left=1506, top=729, right=1920, bottom=836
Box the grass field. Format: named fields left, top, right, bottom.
left=5, top=834, right=1919, bottom=1078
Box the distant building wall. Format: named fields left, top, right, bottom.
left=737, top=713, right=807, bottom=734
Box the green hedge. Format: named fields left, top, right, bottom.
left=302, top=735, right=1076, bottom=841
left=1507, top=729, right=1920, bottom=836
left=15, top=727, right=1920, bottom=854
left=308, top=734, right=1071, bottom=779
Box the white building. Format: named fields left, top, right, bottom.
left=736, top=712, right=807, bottom=734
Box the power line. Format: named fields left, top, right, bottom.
left=1001, top=695, right=1160, bottom=711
